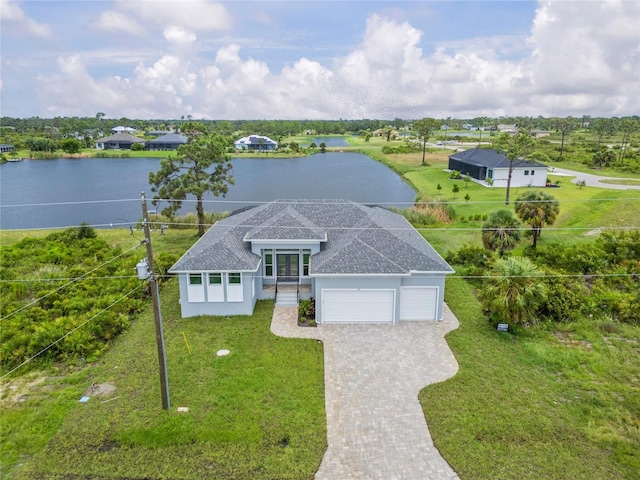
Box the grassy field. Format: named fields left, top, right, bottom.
left=2, top=134, right=639, bottom=479
left=2, top=283, right=326, bottom=479
left=421, top=279, right=640, bottom=480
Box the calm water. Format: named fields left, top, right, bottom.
left=0, top=153, right=415, bottom=230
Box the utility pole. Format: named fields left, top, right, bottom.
left=140, top=192, right=170, bottom=410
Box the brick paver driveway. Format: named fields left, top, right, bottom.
left=272, top=306, right=460, bottom=480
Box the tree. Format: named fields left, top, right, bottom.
left=481, top=256, right=547, bottom=326
left=413, top=118, right=440, bottom=166
left=463, top=174, right=471, bottom=188
left=496, top=128, right=537, bottom=205
left=309, top=142, right=317, bottom=150
left=591, top=118, right=613, bottom=150
left=436, top=183, right=442, bottom=194
left=149, top=123, right=234, bottom=237
left=553, top=117, right=578, bottom=160
left=514, top=191, right=559, bottom=249
left=464, top=193, right=470, bottom=203
left=61, top=138, right=81, bottom=154
left=481, top=209, right=522, bottom=257
left=452, top=183, right=459, bottom=199
left=618, top=118, right=639, bottom=164
left=319, top=142, right=327, bottom=153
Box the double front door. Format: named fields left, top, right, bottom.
left=277, top=253, right=299, bottom=282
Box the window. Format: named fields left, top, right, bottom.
left=227, top=272, right=243, bottom=302
left=531, top=170, right=535, bottom=175
left=207, top=273, right=223, bottom=302
left=303, top=253, right=311, bottom=276
left=187, top=273, right=205, bottom=302
left=264, top=251, right=273, bottom=277
left=524, top=170, right=530, bottom=176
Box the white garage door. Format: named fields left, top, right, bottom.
left=322, top=289, right=395, bottom=323
left=400, top=287, right=438, bottom=320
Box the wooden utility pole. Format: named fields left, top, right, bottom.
left=141, top=192, right=170, bottom=410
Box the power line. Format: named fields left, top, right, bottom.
left=0, top=284, right=144, bottom=380
left=0, top=275, right=139, bottom=283
left=2, top=196, right=640, bottom=210
left=0, top=241, right=144, bottom=322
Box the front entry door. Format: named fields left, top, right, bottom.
left=277, top=254, right=299, bottom=282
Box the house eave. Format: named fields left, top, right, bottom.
left=243, top=236, right=326, bottom=244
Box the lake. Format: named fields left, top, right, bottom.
left=0, top=153, right=415, bottom=230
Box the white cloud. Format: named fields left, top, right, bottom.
left=116, top=0, right=232, bottom=32
left=163, top=26, right=197, bottom=44
left=0, top=0, right=52, bottom=38
left=92, top=10, right=145, bottom=36
left=21, top=2, right=640, bottom=119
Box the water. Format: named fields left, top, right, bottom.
left=300, top=137, right=349, bottom=147
left=0, top=153, right=415, bottom=230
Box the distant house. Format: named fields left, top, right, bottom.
left=497, top=124, right=517, bottom=134
left=169, top=199, right=454, bottom=322
left=146, top=133, right=188, bottom=151
left=146, top=130, right=173, bottom=137
left=530, top=129, right=550, bottom=138
left=234, top=135, right=278, bottom=151
left=111, top=126, right=137, bottom=134
left=0, top=144, right=15, bottom=154
left=94, top=133, right=145, bottom=150
left=448, top=148, right=547, bottom=187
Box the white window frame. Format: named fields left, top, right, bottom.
left=227, top=272, right=243, bottom=302
left=207, top=273, right=224, bottom=303
left=264, top=250, right=274, bottom=278
left=187, top=273, right=205, bottom=303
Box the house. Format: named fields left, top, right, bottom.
left=168, top=199, right=454, bottom=323
left=497, top=124, right=517, bottom=133
left=94, top=133, right=145, bottom=150
left=530, top=129, right=550, bottom=138
left=448, top=148, right=548, bottom=187
left=234, top=135, right=278, bottom=151
left=0, top=144, right=15, bottom=154
left=146, top=133, right=188, bottom=150
left=111, top=126, right=137, bottom=134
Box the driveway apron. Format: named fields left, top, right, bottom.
left=272, top=305, right=460, bottom=479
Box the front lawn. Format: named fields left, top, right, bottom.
left=4, top=286, right=326, bottom=479
left=420, top=279, right=640, bottom=479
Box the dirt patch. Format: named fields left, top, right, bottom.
left=553, top=332, right=593, bottom=349
left=0, top=374, right=48, bottom=405
left=83, top=382, right=116, bottom=397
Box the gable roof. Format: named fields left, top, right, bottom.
left=169, top=200, right=454, bottom=275
left=449, top=148, right=547, bottom=169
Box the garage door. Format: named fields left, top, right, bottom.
left=322, top=289, right=395, bottom=323
left=400, top=287, right=438, bottom=320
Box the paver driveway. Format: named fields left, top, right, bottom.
left=272, top=306, right=460, bottom=480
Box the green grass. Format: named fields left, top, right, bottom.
left=420, top=279, right=640, bottom=479
left=2, top=284, right=326, bottom=479
left=599, top=179, right=640, bottom=186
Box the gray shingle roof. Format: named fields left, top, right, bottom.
left=169, top=199, right=454, bottom=275
left=146, top=133, right=188, bottom=144
left=95, top=133, right=145, bottom=143
left=449, top=148, right=547, bottom=169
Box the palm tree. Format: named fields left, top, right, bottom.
left=515, top=191, right=560, bottom=249
left=481, top=256, right=547, bottom=326
left=482, top=210, right=522, bottom=257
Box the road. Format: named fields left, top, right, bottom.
left=547, top=167, right=640, bottom=190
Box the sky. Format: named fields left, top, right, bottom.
left=1, top=0, right=639, bottom=120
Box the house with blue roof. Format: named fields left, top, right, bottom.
left=168, top=199, right=454, bottom=323
left=234, top=135, right=278, bottom=151
left=448, top=148, right=548, bottom=187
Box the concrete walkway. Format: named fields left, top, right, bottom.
left=271, top=306, right=460, bottom=480
left=547, top=167, right=640, bottom=190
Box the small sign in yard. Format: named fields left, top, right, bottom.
left=497, top=323, right=509, bottom=332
